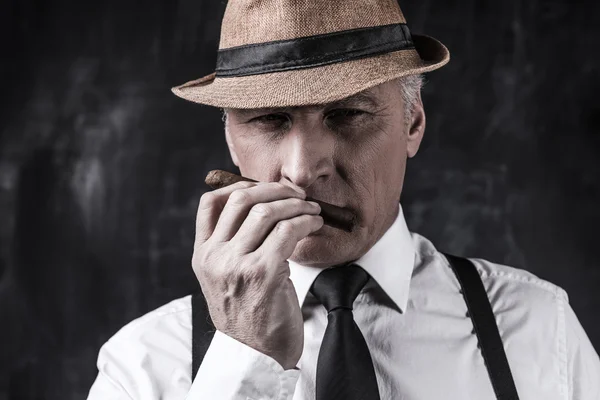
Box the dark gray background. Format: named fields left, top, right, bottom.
left=1, top=0, right=599, bottom=398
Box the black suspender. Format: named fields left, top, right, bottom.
left=191, top=290, right=215, bottom=381
left=191, top=255, right=520, bottom=400
left=443, top=253, right=520, bottom=400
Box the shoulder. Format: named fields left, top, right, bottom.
left=410, top=232, right=572, bottom=375
left=96, top=295, right=194, bottom=378
left=461, top=256, right=570, bottom=335
left=411, top=231, right=569, bottom=302
left=107, top=295, right=193, bottom=344
left=93, top=296, right=195, bottom=396
left=466, top=256, right=568, bottom=303
left=410, top=232, right=570, bottom=321
left=410, top=232, right=590, bottom=394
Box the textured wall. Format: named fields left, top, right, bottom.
left=1, top=0, right=599, bottom=398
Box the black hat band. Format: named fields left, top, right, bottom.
left=215, top=23, right=414, bottom=77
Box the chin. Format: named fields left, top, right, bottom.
left=289, top=226, right=359, bottom=267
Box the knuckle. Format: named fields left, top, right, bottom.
left=238, top=252, right=259, bottom=270
left=228, top=256, right=256, bottom=281
left=199, top=192, right=216, bottom=210
left=191, top=255, right=208, bottom=282
left=290, top=197, right=307, bottom=207
left=229, top=189, right=251, bottom=206
left=275, top=220, right=295, bottom=236
left=199, top=251, right=234, bottom=283
left=192, top=247, right=211, bottom=270
left=250, top=204, right=272, bottom=218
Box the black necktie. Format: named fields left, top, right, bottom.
left=310, top=263, right=381, bottom=400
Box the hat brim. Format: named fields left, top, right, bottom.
left=171, top=34, right=449, bottom=109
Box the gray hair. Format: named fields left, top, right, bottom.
left=397, top=73, right=425, bottom=120
left=221, top=73, right=425, bottom=123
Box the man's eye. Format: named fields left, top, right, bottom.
left=251, top=113, right=289, bottom=126
left=326, top=109, right=366, bottom=121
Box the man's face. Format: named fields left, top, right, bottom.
left=224, top=79, right=425, bottom=268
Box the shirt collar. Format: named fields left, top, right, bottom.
left=288, top=204, right=415, bottom=313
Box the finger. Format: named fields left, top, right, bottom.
left=256, top=214, right=324, bottom=262
left=211, top=182, right=306, bottom=243
left=195, top=180, right=257, bottom=246
left=232, top=197, right=321, bottom=253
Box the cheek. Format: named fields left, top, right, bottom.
left=235, top=138, right=279, bottom=175
left=344, top=125, right=407, bottom=213
left=346, top=122, right=407, bottom=176
left=376, top=132, right=407, bottom=194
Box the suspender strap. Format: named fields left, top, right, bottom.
left=191, top=290, right=216, bottom=381
left=443, top=253, right=520, bottom=400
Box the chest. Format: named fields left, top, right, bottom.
left=297, top=296, right=563, bottom=400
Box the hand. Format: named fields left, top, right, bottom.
left=193, top=180, right=324, bottom=370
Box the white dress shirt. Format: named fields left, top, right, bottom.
left=87, top=205, right=600, bottom=400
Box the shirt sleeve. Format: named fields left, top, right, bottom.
left=87, top=371, right=134, bottom=399
left=564, top=299, right=600, bottom=399
left=186, top=330, right=300, bottom=400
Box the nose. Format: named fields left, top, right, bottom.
left=280, top=124, right=335, bottom=189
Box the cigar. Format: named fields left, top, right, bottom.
left=205, top=169, right=356, bottom=232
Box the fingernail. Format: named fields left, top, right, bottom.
left=308, top=201, right=321, bottom=210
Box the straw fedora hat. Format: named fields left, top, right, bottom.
left=171, top=0, right=450, bottom=109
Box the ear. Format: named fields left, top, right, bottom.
left=406, top=92, right=426, bottom=159
left=224, top=120, right=240, bottom=167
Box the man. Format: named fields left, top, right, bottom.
left=87, top=0, right=600, bottom=399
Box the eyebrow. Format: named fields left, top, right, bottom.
left=228, top=89, right=381, bottom=117
left=327, top=90, right=380, bottom=110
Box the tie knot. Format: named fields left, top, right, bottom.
left=309, top=263, right=369, bottom=313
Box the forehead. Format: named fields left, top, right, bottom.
left=226, top=87, right=383, bottom=116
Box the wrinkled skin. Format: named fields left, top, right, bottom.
left=224, top=79, right=426, bottom=268
left=193, top=78, right=426, bottom=369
